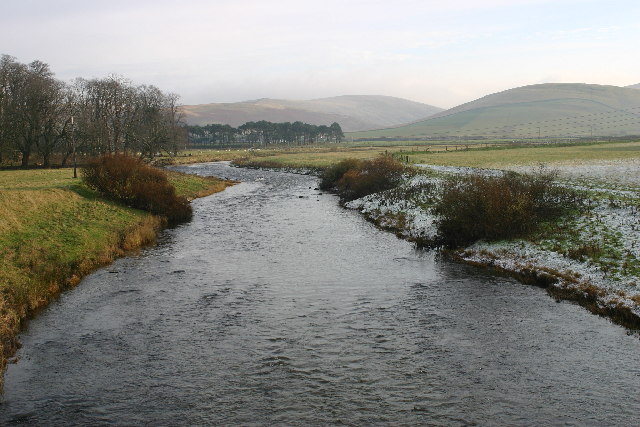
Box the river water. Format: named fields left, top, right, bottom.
left=2, top=162, right=640, bottom=425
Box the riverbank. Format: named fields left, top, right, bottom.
left=6, top=161, right=640, bottom=426
left=345, top=162, right=640, bottom=330
left=218, top=141, right=640, bottom=330
left=0, top=168, right=235, bottom=388
left=72, top=142, right=640, bottom=332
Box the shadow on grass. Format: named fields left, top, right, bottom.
left=67, top=182, right=102, bottom=200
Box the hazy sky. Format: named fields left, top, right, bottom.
left=2, top=0, right=639, bottom=108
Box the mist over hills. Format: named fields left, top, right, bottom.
left=181, top=95, right=443, bottom=132
left=350, top=83, right=640, bottom=139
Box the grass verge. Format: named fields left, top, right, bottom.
left=0, top=167, right=233, bottom=389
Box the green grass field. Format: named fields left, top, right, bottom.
left=194, top=139, right=640, bottom=170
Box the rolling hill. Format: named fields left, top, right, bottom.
left=181, top=95, right=443, bottom=132
left=628, top=84, right=640, bottom=90
left=350, top=83, right=640, bottom=139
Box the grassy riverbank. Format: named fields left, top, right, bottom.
left=0, top=168, right=233, bottom=387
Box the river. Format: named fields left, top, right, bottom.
left=1, top=162, right=639, bottom=425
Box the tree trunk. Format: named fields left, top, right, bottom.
left=61, top=150, right=71, bottom=167
left=21, top=150, right=30, bottom=168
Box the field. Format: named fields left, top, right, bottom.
left=407, top=140, right=640, bottom=168
left=180, top=139, right=640, bottom=171
left=0, top=167, right=232, bottom=386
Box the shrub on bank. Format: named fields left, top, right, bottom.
left=434, top=170, right=581, bottom=247
left=319, top=158, right=363, bottom=191
left=319, top=155, right=408, bottom=201
left=83, top=153, right=192, bottom=224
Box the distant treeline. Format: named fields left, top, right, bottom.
left=0, top=55, right=185, bottom=167
left=188, top=121, right=344, bottom=146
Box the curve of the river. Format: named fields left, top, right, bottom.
left=1, top=162, right=639, bottom=426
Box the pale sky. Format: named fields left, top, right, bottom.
left=2, top=0, right=639, bottom=108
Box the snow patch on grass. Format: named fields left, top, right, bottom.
left=346, top=174, right=439, bottom=241
left=508, top=159, right=640, bottom=191
left=346, top=160, right=640, bottom=324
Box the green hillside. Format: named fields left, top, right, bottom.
left=181, top=95, right=443, bottom=132
left=350, top=84, right=640, bottom=139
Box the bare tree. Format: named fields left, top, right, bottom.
left=0, top=55, right=15, bottom=163
left=1, top=56, right=186, bottom=166
left=36, top=80, right=75, bottom=167
left=1, top=59, right=58, bottom=167
left=77, top=75, right=135, bottom=154
left=126, top=85, right=185, bottom=158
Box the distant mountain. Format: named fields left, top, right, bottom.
left=627, top=83, right=640, bottom=90
left=350, top=83, right=640, bottom=139
left=180, top=95, right=443, bottom=132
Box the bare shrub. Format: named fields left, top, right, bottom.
left=318, top=158, right=363, bottom=190
left=83, top=153, right=192, bottom=224
left=434, top=170, right=580, bottom=247
left=320, top=155, right=408, bottom=201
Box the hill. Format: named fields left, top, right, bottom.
left=350, top=83, right=640, bottom=139
left=181, top=95, right=443, bottom=132
left=628, top=84, right=640, bottom=90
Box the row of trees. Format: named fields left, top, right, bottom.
left=0, top=55, right=185, bottom=167
left=188, top=120, right=344, bottom=146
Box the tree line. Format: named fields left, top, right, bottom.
left=188, top=120, right=344, bottom=146
left=0, top=55, right=185, bottom=168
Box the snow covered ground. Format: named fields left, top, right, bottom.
left=346, top=160, right=640, bottom=323
left=509, top=158, right=640, bottom=190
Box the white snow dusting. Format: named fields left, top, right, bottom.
left=345, top=159, right=640, bottom=319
